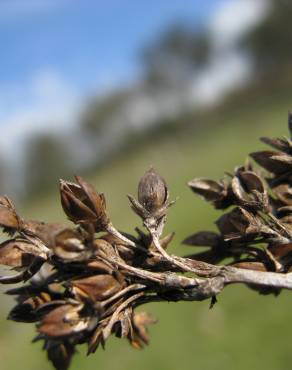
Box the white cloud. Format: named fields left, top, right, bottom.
left=189, top=0, right=271, bottom=107
left=0, top=0, right=273, bottom=167
left=192, top=51, right=251, bottom=106
left=209, top=0, right=270, bottom=51
left=0, top=68, right=81, bottom=159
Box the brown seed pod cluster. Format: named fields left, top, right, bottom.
left=186, top=116, right=292, bottom=286
left=1, top=118, right=292, bottom=369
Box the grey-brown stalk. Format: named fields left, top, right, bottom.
left=1, top=118, right=292, bottom=369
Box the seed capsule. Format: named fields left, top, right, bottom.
left=60, top=176, right=109, bottom=232
left=138, top=168, right=167, bottom=213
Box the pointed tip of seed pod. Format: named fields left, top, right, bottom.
left=127, top=194, right=135, bottom=203
left=243, top=158, right=252, bottom=169
left=187, top=179, right=194, bottom=188
left=74, top=175, right=82, bottom=182
left=59, top=179, right=74, bottom=191
left=209, top=296, right=217, bottom=309
left=142, top=166, right=165, bottom=180
left=144, top=166, right=158, bottom=176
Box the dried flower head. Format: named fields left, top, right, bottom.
left=60, top=176, right=109, bottom=232
left=128, top=168, right=175, bottom=224
left=138, top=168, right=168, bottom=213
left=0, top=116, right=292, bottom=369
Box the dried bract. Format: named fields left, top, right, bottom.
left=188, top=178, right=232, bottom=209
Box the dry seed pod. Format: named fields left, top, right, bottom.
left=53, top=230, right=91, bottom=262
left=183, top=231, right=220, bottom=247
left=272, top=153, right=292, bottom=165
left=260, top=136, right=292, bottom=153
left=0, top=196, right=20, bottom=233
left=138, top=168, right=168, bottom=213
left=8, top=292, right=60, bottom=323
left=24, top=223, right=70, bottom=248
left=250, top=150, right=291, bottom=174
left=0, top=238, right=47, bottom=267
left=3, top=119, right=292, bottom=370
left=228, top=207, right=261, bottom=235
left=128, top=168, right=173, bottom=220
left=60, top=176, right=109, bottom=232
left=84, top=260, right=114, bottom=274
left=39, top=304, right=91, bottom=338
left=277, top=205, right=292, bottom=218
left=71, top=275, right=122, bottom=302
left=273, top=184, right=292, bottom=206
left=188, top=178, right=232, bottom=209
left=231, top=170, right=268, bottom=209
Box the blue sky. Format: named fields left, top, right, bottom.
left=0, top=0, right=269, bottom=160
left=0, top=0, right=223, bottom=92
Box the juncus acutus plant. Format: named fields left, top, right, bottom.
left=1, top=117, right=292, bottom=369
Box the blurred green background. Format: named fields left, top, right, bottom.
left=1, top=1, right=292, bottom=369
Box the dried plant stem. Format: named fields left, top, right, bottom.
left=101, top=255, right=164, bottom=284
left=102, top=244, right=292, bottom=295
left=152, top=233, right=193, bottom=271
left=147, top=218, right=219, bottom=276
left=222, top=267, right=292, bottom=289
left=106, top=223, right=147, bottom=253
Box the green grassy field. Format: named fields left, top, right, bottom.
left=0, top=95, right=292, bottom=370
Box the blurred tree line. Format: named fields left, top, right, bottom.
left=25, top=134, right=71, bottom=196
left=242, top=0, right=292, bottom=74
left=141, top=23, right=209, bottom=88
left=5, top=0, right=292, bottom=200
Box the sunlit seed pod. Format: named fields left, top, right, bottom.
left=138, top=168, right=167, bottom=213
left=71, top=275, right=122, bottom=302
left=59, top=176, right=109, bottom=231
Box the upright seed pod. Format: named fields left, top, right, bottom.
left=138, top=168, right=168, bottom=214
